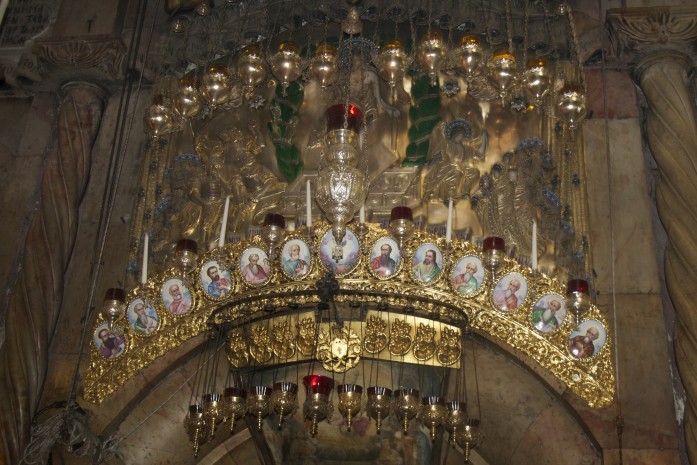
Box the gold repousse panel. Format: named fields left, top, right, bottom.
left=83, top=222, right=614, bottom=407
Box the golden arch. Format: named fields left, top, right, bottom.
left=84, top=223, right=614, bottom=407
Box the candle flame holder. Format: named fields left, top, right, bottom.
left=303, top=375, right=334, bottom=438
left=482, top=236, right=505, bottom=277
left=175, top=239, right=198, bottom=279
left=566, top=279, right=591, bottom=328
left=271, top=382, right=298, bottom=430
left=420, top=396, right=447, bottom=442
left=366, top=386, right=392, bottom=434
left=202, top=393, right=222, bottom=438
left=222, top=387, right=247, bottom=434
left=444, top=401, right=467, bottom=447
left=456, top=419, right=482, bottom=463
left=388, top=207, right=415, bottom=249
left=393, top=388, right=420, bottom=434
left=247, top=386, right=272, bottom=431
left=185, top=404, right=207, bottom=457
left=337, top=384, right=363, bottom=432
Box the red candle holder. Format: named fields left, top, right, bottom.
left=303, top=375, right=334, bottom=396
left=391, top=206, right=413, bottom=222
left=326, top=103, right=363, bottom=134
left=482, top=236, right=505, bottom=274
left=101, top=288, right=126, bottom=328
left=388, top=207, right=415, bottom=249
left=263, top=213, right=286, bottom=229
left=176, top=238, right=198, bottom=254
left=482, top=236, right=505, bottom=252
left=566, top=278, right=591, bottom=328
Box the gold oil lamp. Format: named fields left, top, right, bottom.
left=523, top=58, right=551, bottom=107
left=456, top=418, right=482, bottom=463
left=261, top=213, right=285, bottom=260
left=456, top=35, right=483, bottom=81
left=270, top=42, right=303, bottom=96
left=185, top=404, right=207, bottom=457
left=393, top=388, right=421, bottom=434
left=222, top=386, right=247, bottom=434
left=376, top=39, right=410, bottom=88
left=444, top=401, right=467, bottom=447
left=303, top=375, right=334, bottom=438
left=247, top=386, right=272, bottom=431
left=366, top=386, right=392, bottom=434
left=482, top=236, right=505, bottom=278
left=310, top=44, right=338, bottom=87
left=566, top=279, right=591, bottom=329
left=144, top=95, right=175, bottom=139
left=337, top=384, right=363, bottom=432
left=237, top=45, right=267, bottom=91
left=388, top=207, right=415, bottom=250
left=175, top=239, right=198, bottom=278
left=201, top=65, right=231, bottom=109
left=271, top=382, right=298, bottom=429
left=100, top=288, right=126, bottom=329
left=420, top=396, right=447, bottom=442
left=488, top=49, right=517, bottom=99
left=202, top=392, right=223, bottom=438
left=174, top=77, right=203, bottom=119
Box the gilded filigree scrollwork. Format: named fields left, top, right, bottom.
left=437, top=327, right=462, bottom=366
left=316, top=326, right=362, bottom=373
left=413, top=323, right=437, bottom=361
left=226, top=330, right=249, bottom=368
left=296, top=317, right=318, bottom=356
left=363, top=315, right=388, bottom=354
left=250, top=325, right=273, bottom=363
left=389, top=319, right=413, bottom=357
left=83, top=222, right=614, bottom=409
left=272, top=320, right=296, bottom=359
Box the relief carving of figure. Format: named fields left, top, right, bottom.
left=419, top=121, right=481, bottom=203
left=172, top=121, right=287, bottom=246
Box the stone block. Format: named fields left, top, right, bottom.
left=583, top=119, right=659, bottom=294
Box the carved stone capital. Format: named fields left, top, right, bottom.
left=34, top=36, right=126, bottom=82
left=606, top=6, right=697, bottom=66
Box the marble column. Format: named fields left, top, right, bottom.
left=0, top=82, right=107, bottom=465
left=607, top=6, right=697, bottom=463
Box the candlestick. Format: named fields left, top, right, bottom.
left=359, top=205, right=365, bottom=224
left=218, top=196, right=230, bottom=249
left=445, top=199, right=453, bottom=244
left=531, top=219, right=538, bottom=271
left=141, top=233, right=149, bottom=285
left=306, top=179, right=312, bottom=229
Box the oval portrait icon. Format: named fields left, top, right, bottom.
left=127, top=298, right=159, bottom=335
left=532, top=293, right=567, bottom=333
left=281, top=239, right=312, bottom=279
left=161, top=278, right=193, bottom=316
left=201, top=260, right=233, bottom=298
left=319, top=229, right=360, bottom=275
left=94, top=323, right=126, bottom=360
left=369, top=237, right=401, bottom=278
left=451, top=256, right=485, bottom=296
left=412, top=244, right=443, bottom=283
left=240, top=247, right=271, bottom=285
left=568, top=319, right=607, bottom=359
left=492, top=272, right=528, bottom=311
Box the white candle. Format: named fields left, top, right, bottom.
left=359, top=205, right=365, bottom=224
left=446, top=199, right=454, bottom=244
left=306, top=179, right=312, bottom=228
left=141, top=233, right=149, bottom=285
left=218, top=196, right=230, bottom=248
left=532, top=219, right=538, bottom=271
